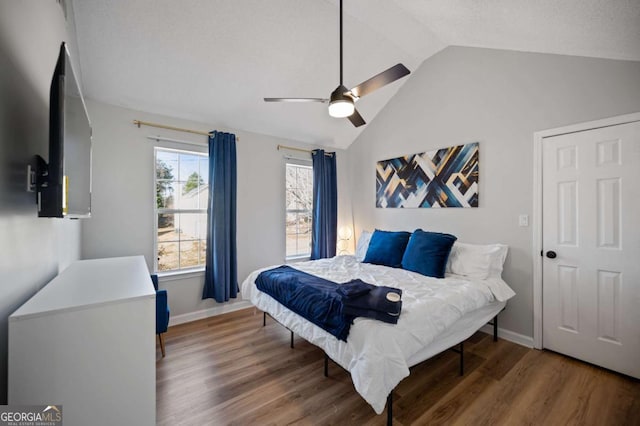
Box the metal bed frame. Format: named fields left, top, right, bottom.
left=262, top=310, right=501, bottom=425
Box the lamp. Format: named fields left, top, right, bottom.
left=337, top=226, right=353, bottom=255
left=328, top=85, right=355, bottom=118
left=338, top=226, right=353, bottom=240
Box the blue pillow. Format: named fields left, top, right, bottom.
left=401, top=230, right=457, bottom=278
left=363, top=230, right=411, bottom=268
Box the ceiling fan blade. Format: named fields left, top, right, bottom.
left=264, top=98, right=328, bottom=103
left=349, top=63, right=410, bottom=98
left=347, top=109, right=366, bottom=127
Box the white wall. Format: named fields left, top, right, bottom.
left=347, top=46, right=640, bottom=338
left=0, top=0, right=83, bottom=403
left=81, top=100, right=352, bottom=318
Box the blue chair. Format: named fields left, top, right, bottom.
left=151, top=275, right=170, bottom=358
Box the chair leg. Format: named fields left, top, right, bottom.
left=158, top=333, right=166, bottom=358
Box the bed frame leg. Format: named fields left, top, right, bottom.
left=387, top=392, right=393, bottom=425
left=324, top=353, right=329, bottom=377
left=263, top=312, right=266, bottom=327
left=493, top=314, right=498, bottom=342
left=290, top=330, right=294, bottom=348
left=459, top=342, right=464, bottom=376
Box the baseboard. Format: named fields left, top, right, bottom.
left=479, top=325, right=534, bottom=348
left=169, top=300, right=252, bottom=327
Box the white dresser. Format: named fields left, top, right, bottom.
left=8, top=256, right=156, bottom=426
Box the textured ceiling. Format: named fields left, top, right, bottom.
left=71, top=0, right=640, bottom=149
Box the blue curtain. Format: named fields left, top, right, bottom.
left=310, top=149, right=337, bottom=260
left=202, top=131, right=238, bottom=302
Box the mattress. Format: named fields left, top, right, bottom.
left=241, top=255, right=514, bottom=414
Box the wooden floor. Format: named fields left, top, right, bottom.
left=157, top=308, right=640, bottom=426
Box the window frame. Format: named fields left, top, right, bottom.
left=285, top=158, right=314, bottom=261
left=153, top=146, right=209, bottom=275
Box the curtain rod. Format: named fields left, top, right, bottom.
left=146, top=135, right=207, bottom=147
left=277, top=144, right=334, bottom=156
left=133, top=119, right=240, bottom=140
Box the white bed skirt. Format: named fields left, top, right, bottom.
left=407, top=300, right=505, bottom=367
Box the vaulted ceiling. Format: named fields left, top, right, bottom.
left=71, top=0, right=640, bottom=149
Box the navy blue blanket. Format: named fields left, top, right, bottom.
left=343, top=285, right=402, bottom=315
left=256, top=266, right=354, bottom=341
left=340, top=280, right=402, bottom=324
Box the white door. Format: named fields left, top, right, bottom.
left=542, top=120, right=640, bottom=378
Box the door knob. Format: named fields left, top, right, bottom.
left=546, top=251, right=557, bottom=259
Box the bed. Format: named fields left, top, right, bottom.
left=241, top=245, right=515, bottom=418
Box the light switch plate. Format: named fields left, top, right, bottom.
left=519, top=214, right=529, bottom=227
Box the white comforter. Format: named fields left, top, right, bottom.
left=241, top=255, right=514, bottom=414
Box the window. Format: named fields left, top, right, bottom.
left=155, top=147, right=209, bottom=272
left=285, top=160, right=313, bottom=259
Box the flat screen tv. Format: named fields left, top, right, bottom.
left=37, top=42, right=92, bottom=218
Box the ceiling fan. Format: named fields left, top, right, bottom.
left=264, top=0, right=410, bottom=127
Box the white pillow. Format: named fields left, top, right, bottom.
left=446, top=242, right=508, bottom=280
left=354, top=230, right=372, bottom=262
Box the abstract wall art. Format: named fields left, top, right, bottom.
left=376, top=142, right=479, bottom=208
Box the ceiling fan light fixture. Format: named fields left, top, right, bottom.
left=328, top=98, right=354, bottom=118
left=328, top=86, right=354, bottom=118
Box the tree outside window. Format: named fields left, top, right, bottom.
left=155, top=148, right=208, bottom=272
left=286, top=162, right=313, bottom=258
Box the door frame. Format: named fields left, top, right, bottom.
left=532, top=112, right=640, bottom=349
